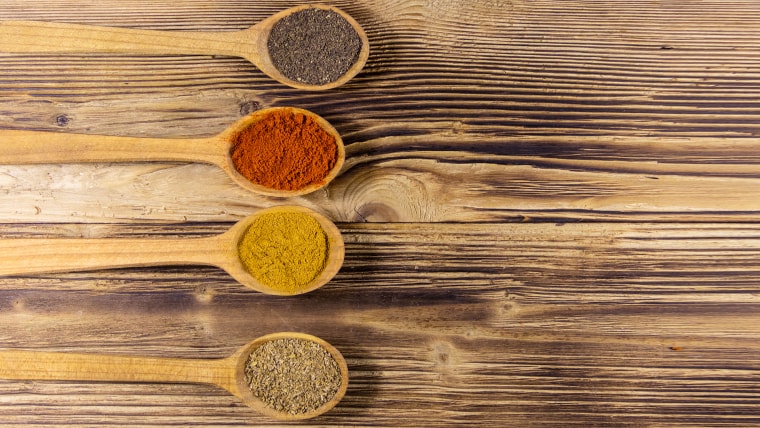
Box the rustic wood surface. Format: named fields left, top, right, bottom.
left=0, top=0, right=759, bottom=426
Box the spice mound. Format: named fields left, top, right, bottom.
left=238, top=211, right=328, bottom=294
left=230, top=109, right=338, bottom=192
left=267, top=7, right=362, bottom=85
left=244, top=337, right=342, bottom=415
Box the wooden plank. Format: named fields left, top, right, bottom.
left=0, top=222, right=757, bottom=426
left=1, top=1, right=760, bottom=222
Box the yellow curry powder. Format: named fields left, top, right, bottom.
left=238, top=211, right=328, bottom=294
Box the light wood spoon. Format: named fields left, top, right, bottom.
left=0, top=4, right=369, bottom=90
left=0, top=205, right=344, bottom=295
left=0, top=106, right=346, bottom=197
left=0, top=332, right=349, bottom=420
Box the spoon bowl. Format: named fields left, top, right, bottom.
left=0, top=332, right=349, bottom=420
left=216, top=106, right=346, bottom=197
left=0, top=205, right=345, bottom=295
left=231, top=332, right=349, bottom=420
left=218, top=205, right=345, bottom=295
left=0, top=5, right=369, bottom=90
left=250, top=5, right=370, bottom=90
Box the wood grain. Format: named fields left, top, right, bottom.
left=0, top=0, right=759, bottom=426
left=0, top=222, right=759, bottom=426
left=0, top=1, right=760, bottom=222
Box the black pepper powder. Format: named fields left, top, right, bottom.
left=267, top=8, right=362, bottom=85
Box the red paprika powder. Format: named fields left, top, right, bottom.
left=230, top=109, right=338, bottom=191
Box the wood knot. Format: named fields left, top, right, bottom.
left=55, top=114, right=71, bottom=127
left=194, top=285, right=214, bottom=304
left=429, top=341, right=459, bottom=370
left=239, top=100, right=262, bottom=116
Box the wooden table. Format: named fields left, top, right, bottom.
left=0, top=0, right=759, bottom=426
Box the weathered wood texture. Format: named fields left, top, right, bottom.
left=0, top=0, right=759, bottom=222
left=0, top=0, right=759, bottom=427
left=1, top=222, right=760, bottom=426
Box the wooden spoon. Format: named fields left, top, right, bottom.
left=0, top=205, right=344, bottom=296
left=0, top=332, right=349, bottom=420
left=0, top=106, right=345, bottom=197
left=0, top=4, right=369, bottom=90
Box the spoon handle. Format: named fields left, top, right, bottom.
left=0, top=349, right=237, bottom=393
left=0, top=129, right=225, bottom=166
left=0, top=236, right=228, bottom=276
left=0, top=21, right=250, bottom=58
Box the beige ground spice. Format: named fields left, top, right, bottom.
left=244, top=337, right=342, bottom=415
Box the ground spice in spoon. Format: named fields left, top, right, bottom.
left=267, top=7, right=362, bottom=85
left=237, top=211, right=328, bottom=294
left=244, top=337, right=342, bottom=415
left=230, top=109, right=338, bottom=192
